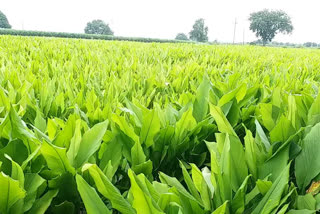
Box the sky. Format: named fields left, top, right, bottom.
left=1, top=0, right=320, bottom=43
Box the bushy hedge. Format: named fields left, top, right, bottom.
left=0, top=28, right=193, bottom=43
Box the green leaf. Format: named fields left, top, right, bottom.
left=231, top=175, right=251, bottom=214
left=27, top=189, right=58, bottom=214
left=256, top=179, right=272, bottom=195
left=82, top=164, right=136, bottom=214
left=73, top=120, right=108, bottom=168
left=41, top=141, right=75, bottom=175
left=66, top=119, right=82, bottom=166
left=0, top=172, right=26, bottom=214
left=296, top=194, right=316, bottom=210
left=99, top=137, right=122, bottom=176
left=51, top=201, right=75, bottom=214
left=23, top=173, right=46, bottom=212
left=112, top=114, right=139, bottom=143
left=5, top=154, right=24, bottom=188
left=255, top=119, right=271, bottom=151
left=52, top=114, right=76, bottom=148
left=76, top=174, right=111, bottom=214
left=308, top=93, right=320, bottom=126
left=220, top=134, right=248, bottom=192
left=34, top=109, right=46, bottom=133
left=128, top=169, right=164, bottom=214
left=193, top=76, right=211, bottom=122
left=131, top=141, right=146, bottom=166
left=244, top=128, right=258, bottom=179
left=140, top=110, right=160, bottom=147
left=210, top=105, right=236, bottom=136
left=212, top=201, right=229, bottom=214
left=190, top=164, right=211, bottom=210
left=295, top=123, right=320, bottom=190
left=159, top=172, right=198, bottom=203
left=252, top=163, right=290, bottom=214
left=179, top=161, right=202, bottom=203
left=286, top=210, right=315, bottom=214
left=270, top=115, right=295, bottom=143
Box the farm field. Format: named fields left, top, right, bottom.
left=0, top=35, right=320, bottom=213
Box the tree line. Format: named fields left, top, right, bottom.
left=0, top=9, right=315, bottom=46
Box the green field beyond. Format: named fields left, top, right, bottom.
left=0, top=35, right=320, bottom=214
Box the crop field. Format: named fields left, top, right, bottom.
left=0, top=35, right=320, bottom=214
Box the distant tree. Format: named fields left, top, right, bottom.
left=189, top=18, right=208, bottom=42
left=84, top=20, right=113, bottom=35
left=175, top=33, right=188, bottom=40
left=249, top=9, right=293, bottom=45
left=0, top=10, right=11, bottom=29
left=303, top=42, right=318, bottom=48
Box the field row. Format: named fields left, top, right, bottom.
left=0, top=36, right=319, bottom=213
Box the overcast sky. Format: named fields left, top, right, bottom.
left=1, top=0, right=319, bottom=43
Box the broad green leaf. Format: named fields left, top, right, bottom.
left=256, top=179, right=272, bottom=195
left=296, top=194, right=316, bottom=210
left=295, top=123, right=320, bottom=190
left=76, top=174, right=111, bottom=214
left=112, top=114, right=139, bottom=143
left=231, top=175, right=250, bottom=214
left=82, top=164, right=136, bottom=214
left=193, top=76, right=211, bottom=122
left=173, top=107, right=197, bottom=144
left=258, top=143, right=289, bottom=182
left=212, top=201, right=229, bottom=214
left=252, top=163, right=290, bottom=214
left=220, top=134, right=248, bottom=192
left=159, top=172, right=198, bottom=203
left=270, top=115, right=295, bottom=143
left=244, top=129, right=258, bottom=179
left=210, top=104, right=236, bottom=136
left=308, top=93, right=320, bottom=126
left=5, top=154, right=24, bottom=187
left=27, top=189, right=58, bottom=214
left=99, top=137, right=122, bottom=175
left=255, top=119, right=271, bottom=151
left=140, top=110, right=160, bottom=147
left=66, top=119, right=82, bottom=166
left=0, top=172, right=26, bottom=214
left=51, top=201, right=75, bottom=214
left=286, top=210, right=315, bottom=214
left=73, top=120, right=108, bottom=168
left=52, top=114, right=76, bottom=148
left=131, top=141, right=146, bottom=166
left=179, top=161, right=202, bottom=203
left=190, top=163, right=211, bottom=210
left=128, top=169, right=164, bottom=214
left=23, top=173, right=46, bottom=212
left=34, top=109, right=46, bottom=133
left=41, top=141, right=75, bottom=175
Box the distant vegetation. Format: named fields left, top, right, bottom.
left=0, top=29, right=194, bottom=43
left=84, top=19, right=113, bottom=35
left=189, top=18, right=209, bottom=42
left=175, top=33, right=189, bottom=41
left=0, top=9, right=319, bottom=46
left=0, top=10, right=11, bottom=29
left=249, top=9, right=293, bottom=45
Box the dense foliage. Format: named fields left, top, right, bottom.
left=0, top=10, right=11, bottom=29
left=0, top=35, right=320, bottom=214
left=84, top=20, right=114, bottom=35
left=189, top=18, right=209, bottom=42
left=0, top=29, right=194, bottom=43
left=249, top=9, right=293, bottom=45
left=175, top=33, right=189, bottom=41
